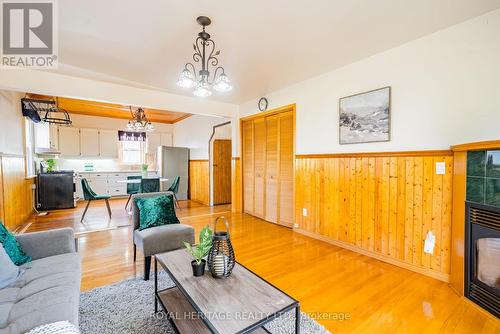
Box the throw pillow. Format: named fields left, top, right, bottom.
left=0, top=223, right=32, bottom=265
left=26, top=321, right=80, bottom=334
left=134, top=194, right=179, bottom=231
left=0, top=243, right=22, bottom=289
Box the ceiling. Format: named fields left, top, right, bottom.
left=54, top=0, right=500, bottom=104
left=26, top=94, right=191, bottom=124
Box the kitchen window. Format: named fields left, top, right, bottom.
left=120, top=140, right=145, bottom=164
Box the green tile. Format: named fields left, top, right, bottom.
left=486, top=150, right=500, bottom=178
left=467, top=151, right=486, bottom=177
left=485, top=178, right=500, bottom=207
left=466, top=176, right=485, bottom=204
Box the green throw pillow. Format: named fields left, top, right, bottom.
left=134, top=195, right=179, bottom=231
left=0, top=223, right=31, bottom=265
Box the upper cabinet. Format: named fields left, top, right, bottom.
left=147, top=132, right=173, bottom=154
left=58, top=127, right=80, bottom=156
left=99, top=129, right=118, bottom=158
left=161, top=133, right=173, bottom=146
left=80, top=128, right=100, bottom=156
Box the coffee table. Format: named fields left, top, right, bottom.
left=154, top=249, right=300, bottom=333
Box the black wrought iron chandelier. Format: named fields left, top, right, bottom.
left=126, top=107, right=154, bottom=132
left=176, top=16, right=232, bottom=97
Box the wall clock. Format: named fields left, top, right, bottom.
left=258, top=97, right=268, bottom=111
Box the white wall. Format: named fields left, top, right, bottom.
left=238, top=9, right=500, bottom=155
left=0, top=90, right=24, bottom=155
left=173, top=115, right=231, bottom=160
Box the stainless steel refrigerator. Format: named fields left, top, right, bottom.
left=157, top=146, right=189, bottom=200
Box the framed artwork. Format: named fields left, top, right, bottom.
left=339, top=86, right=391, bottom=144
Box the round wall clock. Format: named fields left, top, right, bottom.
left=258, top=97, right=268, bottom=111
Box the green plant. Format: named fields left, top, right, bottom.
left=45, top=159, right=56, bottom=172
left=141, top=163, right=148, bottom=172
left=184, top=225, right=213, bottom=265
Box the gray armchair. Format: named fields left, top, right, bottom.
left=131, top=192, right=194, bottom=280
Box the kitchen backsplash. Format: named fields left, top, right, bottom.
left=55, top=159, right=154, bottom=172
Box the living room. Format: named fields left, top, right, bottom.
left=0, top=1, right=499, bottom=333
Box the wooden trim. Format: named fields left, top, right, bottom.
left=171, top=114, right=192, bottom=123
left=189, top=159, right=209, bottom=162
left=296, top=150, right=453, bottom=159
left=240, top=104, right=297, bottom=122
left=231, top=157, right=240, bottom=160
left=295, top=228, right=450, bottom=282
left=451, top=140, right=500, bottom=152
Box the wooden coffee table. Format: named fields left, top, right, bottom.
left=154, top=249, right=300, bottom=334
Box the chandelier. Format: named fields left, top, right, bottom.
left=176, top=16, right=232, bottom=97
left=126, top=107, right=154, bottom=132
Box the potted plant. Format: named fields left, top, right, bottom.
left=141, top=163, right=148, bottom=177
left=45, top=159, right=56, bottom=172
left=184, top=225, right=213, bottom=277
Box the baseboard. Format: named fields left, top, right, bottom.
left=295, top=228, right=450, bottom=283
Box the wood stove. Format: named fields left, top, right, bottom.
left=465, top=202, right=500, bottom=317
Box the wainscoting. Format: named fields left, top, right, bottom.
left=295, top=151, right=453, bottom=281
left=231, top=157, right=242, bottom=213
left=0, top=155, right=34, bottom=231
left=188, top=160, right=209, bottom=205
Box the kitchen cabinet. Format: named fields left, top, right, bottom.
left=49, top=124, right=59, bottom=149
left=80, top=128, right=100, bottom=156
left=76, top=171, right=158, bottom=199
left=147, top=133, right=161, bottom=153
left=161, top=133, right=173, bottom=146
left=58, top=127, right=80, bottom=156
left=99, top=129, right=118, bottom=158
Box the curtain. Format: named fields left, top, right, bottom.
left=118, top=131, right=146, bottom=142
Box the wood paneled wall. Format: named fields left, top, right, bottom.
left=231, top=158, right=242, bottom=212
left=0, top=155, right=34, bottom=231
left=188, top=160, right=210, bottom=205
left=295, top=152, right=453, bottom=281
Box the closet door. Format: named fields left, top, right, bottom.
left=242, top=121, right=254, bottom=214
left=278, top=112, right=294, bottom=227
left=265, top=115, right=279, bottom=223
left=253, top=118, right=266, bottom=218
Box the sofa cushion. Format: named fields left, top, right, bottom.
left=134, top=194, right=179, bottom=231
left=0, top=245, right=21, bottom=290
left=134, top=223, right=194, bottom=257
left=0, top=252, right=81, bottom=334
left=0, top=224, right=31, bottom=265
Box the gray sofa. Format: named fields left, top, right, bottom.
left=0, top=228, right=80, bottom=334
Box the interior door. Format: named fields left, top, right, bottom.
left=212, top=139, right=232, bottom=205
left=265, top=115, right=279, bottom=223
left=253, top=118, right=266, bottom=218
left=242, top=121, right=254, bottom=214
left=278, top=112, right=294, bottom=227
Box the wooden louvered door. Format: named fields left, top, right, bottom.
left=278, top=111, right=294, bottom=227
left=242, top=120, right=254, bottom=214
left=265, top=115, right=279, bottom=223
left=253, top=118, right=266, bottom=218
left=240, top=105, right=295, bottom=227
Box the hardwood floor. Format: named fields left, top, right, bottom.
left=23, top=198, right=499, bottom=333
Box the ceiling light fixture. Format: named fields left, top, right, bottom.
left=177, top=16, right=232, bottom=97
left=126, top=107, right=154, bottom=132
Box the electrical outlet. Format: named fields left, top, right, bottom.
left=435, top=162, right=446, bottom=175
left=293, top=223, right=299, bottom=228
left=31, top=184, right=37, bottom=190
left=302, top=208, right=308, bottom=217
left=424, top=231, right=435, bottom=254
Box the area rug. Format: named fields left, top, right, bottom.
left=80, top=271, right=330, bottom=334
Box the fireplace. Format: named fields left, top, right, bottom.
left=465, top=202, right=500, bottom=317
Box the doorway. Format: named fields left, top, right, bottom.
left=212, top=139, right=232, bottom=205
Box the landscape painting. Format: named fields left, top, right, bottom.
left=339, top=87, right=391, bottom=144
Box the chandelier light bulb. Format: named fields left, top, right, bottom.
left=213, top=73, right=233, bottom=93
left=176, top=69, right=197, bottom=88
left=193, top=81, right=212, bottom=97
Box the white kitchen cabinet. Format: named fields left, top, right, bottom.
left=87, top=177, right=108, bottom=195
left=80, top=128, right=100, bottom=156
left=161, top=133, right=173, bottom=146
left=58, top=127, right=80, bottom=156
left=147, top=133, right=161, bottom=153
left=49, top=124, right=59, bottom=149
left=99, top=129, right=118, bottom=158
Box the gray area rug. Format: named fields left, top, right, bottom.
left=80, top=271, right=330, bottom=334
